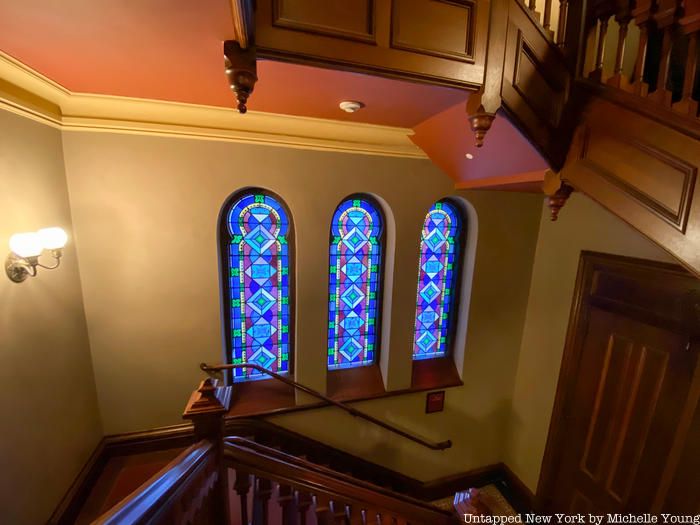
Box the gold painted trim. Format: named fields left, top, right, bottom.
left=0, top=52, right=426, bottom=159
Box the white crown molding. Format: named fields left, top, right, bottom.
left=0, top=52, right=427, bottom=159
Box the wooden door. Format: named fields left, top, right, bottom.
left=538, top=252, right=700, bottom=513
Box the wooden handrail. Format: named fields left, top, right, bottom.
left=92, top=440, right=217, bottom=524
left=223, top=437, right=458, bottom=525
left=200, top=362, right=452, bottom=451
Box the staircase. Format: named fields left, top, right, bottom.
left=474, top=0, right=700, bottom=276
left=84, top=379, right=519, bottom=525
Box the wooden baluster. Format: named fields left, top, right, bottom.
left=628, top=0, right=654, bottom=95
left=295, top=490, right=312, bottom=525
left=608, top=5, right=633, bottom=88
left=252, top=477, right=272, bottom=525
left=313, top=494, right=334, bottom=525
left=278, top=484, right=298, bottom=525
left=234, top=469, right=251, bottom=525
left=328, top=500, right=351, bottom=525
left=648, top=0, right=681, bottom=105
left=589, top=15, right=611, bottom=82
left=528, top=0, right=537, bottom=11
left=557, top=0, right=569, bottom=47
left=543, top=0, right=554, bottom=38
left=672, top=3, right=700, bottom=116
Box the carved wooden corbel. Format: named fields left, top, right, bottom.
left=543, top=169, right=574, bottom=221
left=224, top=40, right=258, bottom=114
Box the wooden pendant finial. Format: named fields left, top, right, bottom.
left=467, top=111, right=496, bottom=148
left=543, top=169, right=574, bottom=221
left=224, top=40, right=258, bottom=114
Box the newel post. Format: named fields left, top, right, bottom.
left=183, top=378, right=233, bottom=524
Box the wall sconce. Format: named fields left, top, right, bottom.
left=5, top=227, right=68, bottom=283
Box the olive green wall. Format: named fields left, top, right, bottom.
left=504, top=193, right=676, bottom=492
left=61, top=131, right=543, bottom=480
left=0, top=111, right=102, bottom=525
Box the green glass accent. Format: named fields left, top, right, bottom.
left=440, top=336, right=446, bottom=343
left=232, top=299, right=241, bottom=307
left=333, top=236, right=341, bottom=244
left=328, top=322, right=334, bottom=329
left=328, top=349, right=334, bottom=355
left=231, top=268, right=239, bottom=277
left=330, top=266, right=337, bottom=273
left=255, top=194, right=265, bottom=203
left=368, top=318, right=375, bottom=325
left=369, top=236, right=377, bottom=244
left=371, top=264, right=378, bottom=272
left=281, top=326, right=289, bottom=334
left=279, top=238, right=287, bottom=245
left=233, top=329, right=242, bottom=337
left=281, top=268, right=288, bottom=276
left=281, top=297, right=289, bottom=305
left=447, top=263, right=453, bottom=270
left=232, top=235, right=243, bottom=243
left=435, top=202, right=443, bottom=210
left=367, top=343, right=374, bottom=351
left=441, top=313, right=448, bottom=320
left=233, top=357, right=243, bottom=364
left=369, top=292, right=376, bottom=299
left=445, top=289, right=451, bottom=296
left=330, top=293, right=336, bottom=301
left=353, top=199, right=361, bottom=207
left=281, top=352, right=288, bottom=360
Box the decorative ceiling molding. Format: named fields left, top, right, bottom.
left=0, top=52, right=426, bottom=159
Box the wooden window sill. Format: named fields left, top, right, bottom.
left=327, top=364, right=386, bottom=401
left=225, top=360, right=462, bottom=420
left=411, top=357, right=463, bottom=390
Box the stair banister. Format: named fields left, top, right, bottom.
left=200, top=362, right=453, bottom=451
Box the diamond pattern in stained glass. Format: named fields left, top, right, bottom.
left=328, top=197, right=383, bottom=370
left=412, top=200, right=464, bottom=361
left=225, top=192, right=291, bottom=381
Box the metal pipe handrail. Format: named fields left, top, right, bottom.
left=199, top=362, right=452, bottom=451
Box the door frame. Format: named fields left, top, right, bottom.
left=535, top=251, right=699, bottom=511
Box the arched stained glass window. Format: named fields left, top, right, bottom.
left=328, top=196, right=384, bottom=370
left=221, top=190, right=292, bottom=382
left=413, top=200, right=464, bottom=360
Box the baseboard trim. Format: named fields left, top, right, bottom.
left=49, top=419, right=534, bottom=523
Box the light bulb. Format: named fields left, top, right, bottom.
left=9, top=232, right=43, bottom=257
left=37, top=227, right=68, bottom=250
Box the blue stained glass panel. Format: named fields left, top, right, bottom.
left=226, top=192, right=291, bottom=381
left=328, top=197, right=383, bottom=370
left=412, top=200, right=463, bottom=360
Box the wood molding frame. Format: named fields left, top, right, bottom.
left=0, top=52, right=426, bottom=159
left=50, top=419, right=534, bottom=523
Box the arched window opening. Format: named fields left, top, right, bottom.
left=327, top=196, right=384, bottom=370
left=412, top=199, right=465, bottom=360
left=220, top=190, right=292, bottom=382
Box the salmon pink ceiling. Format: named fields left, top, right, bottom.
left=0, top=0, right=548, bottom=187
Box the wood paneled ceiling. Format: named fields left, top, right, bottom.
left=0, top=0, right=548, bottom=188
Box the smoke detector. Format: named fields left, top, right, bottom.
left=339, top=100, right=364, bottom=113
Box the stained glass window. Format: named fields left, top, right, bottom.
left=222, top=191, right=291, bottom=382
left=412, top=200, right=464, bottom=360
left=328, top=196, right=384, bottom=370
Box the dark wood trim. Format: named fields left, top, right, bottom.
left=501, top=463, right=536, bottom=513
left=47, top=439, right=109, bottom=525
left=51, top=418, right=534, bottom=521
